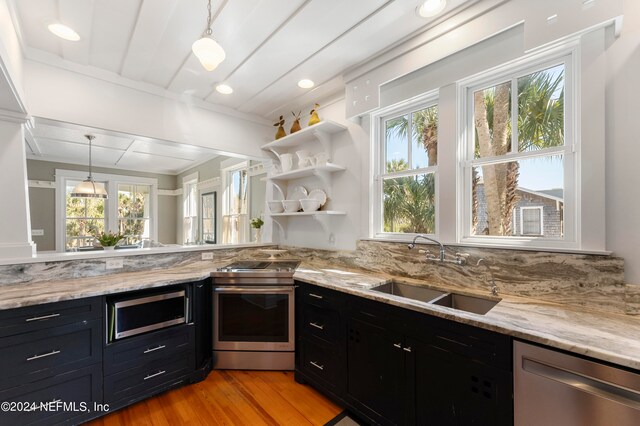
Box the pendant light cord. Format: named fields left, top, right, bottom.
left=204, top=0, right=213, bottom=36
left=85, top=134, right=95, bottom=181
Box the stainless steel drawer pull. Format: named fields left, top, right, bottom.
left=309, top=322, right=325, bottom=330
left=310, top=361, right=324, bottom=371
left=309, top=293, right=324, bottom=300
left=403, top=346, right=412, bottom=353
left=144, top=370, right=166, bottom=380
left=393, top=343, right=402, bottom=349
left=27, top=349, right=61, bottom=361
left=25, top=313, right=60, bottom=322
left=143, top=344, right=166, bottom=354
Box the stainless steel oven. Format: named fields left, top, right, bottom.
left=212, top=260, right=299, bottom=370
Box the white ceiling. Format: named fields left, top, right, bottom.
left=9, top=0, right=473, bottom=120
left=25, top=118, right=222, bottom=175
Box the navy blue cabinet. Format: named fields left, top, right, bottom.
left=0, top=296, right=103, bottom=426
left=295, top=283, right=513, bottom=426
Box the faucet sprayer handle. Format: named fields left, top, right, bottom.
left=455, top=252, right=470, bottom=258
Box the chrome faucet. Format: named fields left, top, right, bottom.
left=408, top=235, right=445, bottom=261
left=408, top=235, right=468, bottom=265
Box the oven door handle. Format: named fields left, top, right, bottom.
left=214, top=287, right=293, bottom=293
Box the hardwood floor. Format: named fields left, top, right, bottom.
left=88, top=371, right=343, bottom=426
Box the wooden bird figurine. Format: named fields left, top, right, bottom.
left=290, top=111, right=302, bottom=134
left=273, top=115, right=286, bottom=140
left=308, top=103, right=321, bottom=126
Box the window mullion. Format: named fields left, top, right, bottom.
left=407, top=112, right=413, bottom=169
left=511, top=77, right=518, bottom=154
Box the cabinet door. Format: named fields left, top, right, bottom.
left=415, top=341, right=512, bottom=426
left=347, top=316, right=405, bottom=425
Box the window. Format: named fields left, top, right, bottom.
left=460, top=53, right=575, bottom=248
left=200, top=192, right=217, bottom=244
left=372, top=93, right=439, bottom=238
left=56, top=170, right=157, bottom=252
left=65, top=180, right=106, bottom=249
left=117, top=184, right=151, bottom=245
left=183, top=173, right=198, bottom=244
left=222, top=162, right=249, bottom=244
left=520, top=206, right=543, bottom=236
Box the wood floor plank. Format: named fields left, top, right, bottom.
left=87, top=370, right=342, bottom=426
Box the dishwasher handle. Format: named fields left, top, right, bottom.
left=523, top=357, right=640, bottom=410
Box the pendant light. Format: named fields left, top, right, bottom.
left=192, top=0, right=225, bottom=71
left=71, top=134, right=108, bottom=199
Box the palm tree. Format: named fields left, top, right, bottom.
left=473, top=68, right=564, bottom=235
left=383, top=107, right=438, bottom=233
left=383, top=159, right=409, bottom=232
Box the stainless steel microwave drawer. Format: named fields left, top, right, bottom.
left=0, top=297, right=102, bottom=338
left=104, top=325, right=192, bottom=375
left=0, top=319, right=102, bottom=390
left=104, top=351, right=193, bottom=405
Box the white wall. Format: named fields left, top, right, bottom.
left=0, top=0, right=25, bottom=113
left=272, top=100, right=369, bottom=251
left=282, top=1, right=640, bottom=285
left=22, top=60, right=271, bottom=159
left=605, top=0, right=640, bottom=284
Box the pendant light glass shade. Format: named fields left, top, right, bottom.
left=192, top=36, right=226, bottom=71
left=71, top=134, right=108, bottom=199
left=70, top=180, right=108, bottom=198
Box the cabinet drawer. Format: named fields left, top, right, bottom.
left=299, top=338, right=340, bottom=389
left=0, top=319, right=102, bottom=389
left=0, top=364, right=102, bottom=426
left=301, top=303, right=340, bottom=344
left=104, top=351, right=192, bottom=404
left=0, top=297, right=101, bottom=338
left=104, top=325, right=192, bottom=375
left=300, top=284, right=343, bottom=310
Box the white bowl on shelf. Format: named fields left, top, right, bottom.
left=268, top=201, right=284, bottom=213
left=282, top=200, right=301, bottom=213
left=300, top=198, right=321, bottom=212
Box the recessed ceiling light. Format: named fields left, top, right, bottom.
left=417, top=0, right=447, bottom=18
left=298, top=79, right=315, bottom=89
left=215, top=84, right=233, bottom=95
left=47, top=23, right=80, bottom=41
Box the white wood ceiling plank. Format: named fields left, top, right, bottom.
left=243, top=0, right=471, bottom=116
left=120, top=0, right=179, bottom=80
left=142, top=0, right=224, bottom=88
left=115, top=152, right=196, bottom=174
left=168, top=0, right=308, bottom=98
left=220, top=0, right=387, bottom=110
left=89, top=0, right=142, bottom=74
left=58, top=0, right=94, bottom=64
left=15, top=0, right=61, bottom=56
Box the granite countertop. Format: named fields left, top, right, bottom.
left=294, top=262, right=640, bottom=371
left=0, top=259, right=638, bottom=370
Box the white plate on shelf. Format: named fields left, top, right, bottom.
left=287, top=186, right=308, bottom=201
left=308, top=189, right=327, bottom=206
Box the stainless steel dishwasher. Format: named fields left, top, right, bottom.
left=514, top=341, right=640, bottom=426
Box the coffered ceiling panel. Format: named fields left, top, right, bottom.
left=10, top=0, right=476, bottom=119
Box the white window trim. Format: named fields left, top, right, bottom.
left=221, top=161, right=250, bottom=244
left=520, top=206, right=544, bottom=237
left=369, top=90, right=440, bottom=241
left=182, top=172, right=199, bottom=244
left=457, top=42, right=579, bottom=250
left=55, top=169, right=158, bottom=252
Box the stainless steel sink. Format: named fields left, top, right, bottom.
left=432, top=293, right=500, bottom=315
left=371, top=281, right=446, bottom=303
